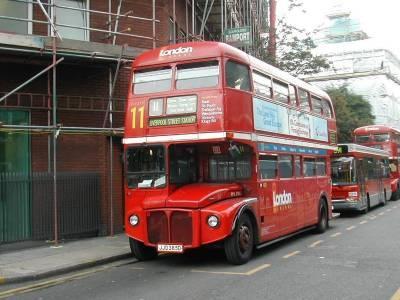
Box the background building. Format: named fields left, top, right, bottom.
left=304, top=2, right=400, bottom=127
left=0, top=0, right=268, bottom=245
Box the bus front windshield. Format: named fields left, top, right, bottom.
left=331, top=157, right=356, bottom=185
left=126, top=146, right=166, bottom=188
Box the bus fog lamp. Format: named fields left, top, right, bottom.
left=207, top=215, right=219, bottom=228
left=129, top=215, right=139, bottom=226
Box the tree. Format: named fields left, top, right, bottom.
left=327, top=86, right=375, bottom=143
left=260, top=0, right=329, bottom=75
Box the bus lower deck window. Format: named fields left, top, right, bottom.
left=259, top=155, right=277, bottom=179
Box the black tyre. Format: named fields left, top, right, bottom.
left=224, top=213, right=254, bottom=265
left=315, top=199, right=328, bottom=233
left=129, top=238, right=157, bottom=261
left=391, top=188, right=400, bottom=201
left=380, top=191, right=387, bottom=206
left=361, top=200, right=369, bottom=214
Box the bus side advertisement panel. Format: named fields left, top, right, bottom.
left=253, top=97, right=328, bottom=142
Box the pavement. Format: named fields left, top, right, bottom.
left=0, top=234, right=134, bottom=285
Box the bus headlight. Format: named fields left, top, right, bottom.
left=207, top=215, right=219, bottom=228
left=129, top=214, right=139, bottom=226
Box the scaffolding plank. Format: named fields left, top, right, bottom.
left=0, top=32, right=44, bottom=49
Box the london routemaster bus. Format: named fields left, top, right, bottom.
left=331, top=144, right=391, bottom=213
left=353, top=125, right=400, bottom=200
left=123, top=42, right=337, bottom=264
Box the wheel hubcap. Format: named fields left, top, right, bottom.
left=238, top=225, right=251, bottom=253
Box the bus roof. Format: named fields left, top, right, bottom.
left=354, top=125, right=400, bottom=135
left=335, top=143, right=389, bottom=158
left=132, top=41, right=330, bottom=100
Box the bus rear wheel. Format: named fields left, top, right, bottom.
left=224, top=213, right=254, bottom=265
left=391, top=188, right=400, bottom=201
left=129, top=238, right=157, bottom=261
left=315, top=199, right=328, bottom=233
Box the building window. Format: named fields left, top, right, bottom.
left=0, top=1, right=31, bottom=34
left=55, top=0, right=88, bottom=41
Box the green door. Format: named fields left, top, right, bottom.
left=0, top=110, right=31, bottom=243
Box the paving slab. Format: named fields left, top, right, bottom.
left=0, top=234, right=133, bottom=284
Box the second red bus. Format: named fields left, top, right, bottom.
left=331, top=143, right=391, bottom=213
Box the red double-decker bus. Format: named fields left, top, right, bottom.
left=353, top=125, right=400, bottom=200
left=331, top=144, right=391, bottom=213
left=123, top=42, right=337, bottom=264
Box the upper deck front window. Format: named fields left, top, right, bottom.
left=133, top=68, right=172, bottom=95
left=226, top=61, right=251, bottom=91
left=176, top=61, right=219, bottom=90
left=373, top=133, right=390, bottom=142
left=354, top=135, right=370, bottom=143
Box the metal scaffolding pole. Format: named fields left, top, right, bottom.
left=153, top=0, right=156, bottom=48
left=0, top=58, right=64, bottom=103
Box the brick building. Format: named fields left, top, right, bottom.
left=0, top=0, right=267, bottom=244
left=0, top=0, right=200, bottom=244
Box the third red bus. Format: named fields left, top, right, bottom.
left=353, top=125, right=400, bottom=200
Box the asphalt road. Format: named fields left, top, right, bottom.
left=2, top=201, right=400, bottom=300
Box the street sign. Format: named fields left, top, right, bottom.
left=224, top=26, right=251, bottom=47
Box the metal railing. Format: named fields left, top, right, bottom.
left=0, top=172, right=101, bottom=243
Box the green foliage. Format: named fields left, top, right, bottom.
left=260, top=0, right=329, bottom=75
left=327, top=86, right=375, bottom=143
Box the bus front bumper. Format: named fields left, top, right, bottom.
left=332, top=199, right=364, bottom=212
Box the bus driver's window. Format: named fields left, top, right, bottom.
left=226, top=61, right=251, bottom=91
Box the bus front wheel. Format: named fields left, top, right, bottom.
left=129, top=238, right=157, bottom=261
left=224, top=213, right=254, bottom=265
left=315, top=199, right=328, bottom=233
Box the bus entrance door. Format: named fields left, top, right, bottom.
left=356, top=159, right=367, bottom=209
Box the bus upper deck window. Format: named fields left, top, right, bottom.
left=355, top=135, right=370, bottom=143
left=298, top=89, right=311, bottom=111
left=373, top=133, right=390, bottom=142
left=252, top=71, right=272, bottom=98
left=321, top=99, right=333, bottom=118
left=273, top=80, right=289, bottom=104
left=176, top=61, right=219, bottom=90
left=133, top=67, right=172, bottom=94
left=226, top=61, right=251, bottom=91
left=311, top=96, right=323, bottom=115
left=289, top=85, right=297, bottom=105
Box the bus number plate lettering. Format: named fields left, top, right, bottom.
left=157, top=244, right=183, bottom=253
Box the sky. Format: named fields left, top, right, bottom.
left=277, top=0, right=400, bottom=55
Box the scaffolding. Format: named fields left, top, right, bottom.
left=0, top=0, right=159, bottom=245
left=174, top=0, right=268, bottom=59
left=0, top=0, right=268, bottom=245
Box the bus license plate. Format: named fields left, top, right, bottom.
left=157, top=244, right=183, bottom=253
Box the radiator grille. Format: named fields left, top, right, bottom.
left=171, top=211, right=193, bottom=245
left=147, top=211, right=168, bottom=244
left=146, top=210, right=193, bottom=245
